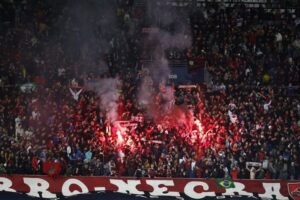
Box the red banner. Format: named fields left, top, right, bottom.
left=0, top=175, right=299, bottom=199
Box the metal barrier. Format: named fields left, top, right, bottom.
left=152, top=0, right=300, bottom=8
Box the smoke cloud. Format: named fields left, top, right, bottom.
left=85, top=78, right=121, bottom=122
left=53, top=0, right=121, bottom=122
left=137, top=2, right=192, bottom=124
left=33, top=0, right=119, bottom=77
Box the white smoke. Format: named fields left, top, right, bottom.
left=136, top=2, right=193, bottom=121
left=85, top=78, right=121, bottom=122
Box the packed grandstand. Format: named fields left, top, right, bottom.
left=0, top=0, right=300, bottom=199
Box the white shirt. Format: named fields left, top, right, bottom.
left=32, top=110, right=40, bottom=120
left=191, top=160, right=196, bottom=170
left=25, top=129, right=33, bottom=136
left=263, top=100, right=272, bottom=111
left=67, top=146, right=72, bottom=155
left=58, top=68, right=65, bottom=76
left=275, top=32, right=282, bottom=42
left=15, top=117, right=21, bottom=127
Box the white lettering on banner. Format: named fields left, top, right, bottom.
left=258, top=183, right=288, bottom=200
left=222, top=182, right=252, bottom=196
left=146, top=180, right=180, bottom=197
left=0, top=177, right=16, bottom=192
left=62, top=179, right=89, bottom=197
left=23, top=178, right=56, bottom=198
left=94, top=186, right=106, bottom=192
left=184, top=181, right=215, bottom=199
left=109, top=180, right=143, bottom=195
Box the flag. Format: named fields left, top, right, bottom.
left=216, top=179, right=235, bottom=189
left=43, top=160, right=62, bottom=177
left=288, top=182, right=300, bottom=200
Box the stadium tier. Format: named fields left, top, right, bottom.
left=0, top=0, right=299, bottom=199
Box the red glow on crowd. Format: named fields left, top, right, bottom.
left=103, top=85, right=229, bottom=163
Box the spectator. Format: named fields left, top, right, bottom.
left=246, top=163, right=262, bottom=180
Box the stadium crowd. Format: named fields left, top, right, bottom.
left=0, top=0, right=299, bottom=180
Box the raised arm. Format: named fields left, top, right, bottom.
left=256, top=165, right=262, bottom=173
left=69, top=88, right=75, bottom=96
left=75, top=89, right=83, bottom=96
left=246, top=163, right=251, bottom=172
